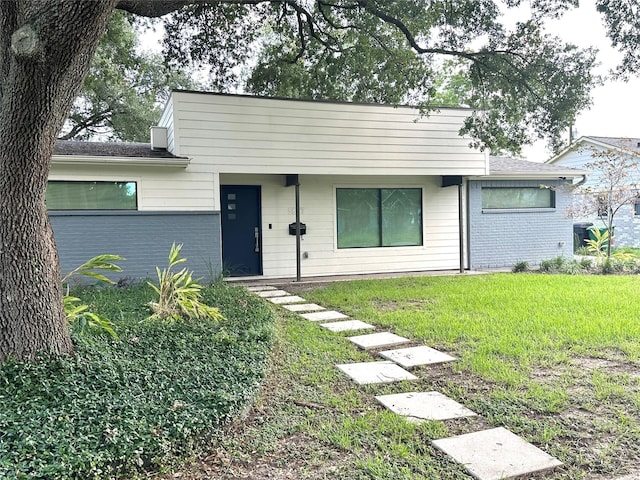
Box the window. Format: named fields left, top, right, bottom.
left=634, top=200, right=640, bottom=216
left=46, top=181, right=137, bottom=210
left=336, top=188, right=422, bottom=248
left=481, top=187, right=554, bottom=209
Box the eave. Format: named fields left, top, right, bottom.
left=51, top=154, right=190, bottom=168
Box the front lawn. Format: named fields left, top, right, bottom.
left=177, top=274, right=640, bottom=479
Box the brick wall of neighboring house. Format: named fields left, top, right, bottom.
left=468, top=179, right=574, bottom=269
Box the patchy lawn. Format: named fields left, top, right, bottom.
left=166, top=274, right=640, bottom=479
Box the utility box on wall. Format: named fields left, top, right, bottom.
left=289, top=222, right=306, bottom=235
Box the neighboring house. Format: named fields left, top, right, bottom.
left=468, top=157, right=586, bottom=268
left=48, top=91, right=583, bottom=280
left=548, top=136, right=640, bottom=248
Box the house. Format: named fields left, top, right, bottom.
left=49, top=91, right=584, bottom=280
left=468, top=157, right=586, bottom=268
left=548, top=136, right=640, bottom=248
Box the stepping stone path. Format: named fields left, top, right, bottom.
left=348, top=332, right=412, bottom=350
left=256, top=290, right=289, bottom=298
left=375, top=391, right=477, bottom=422
left=246, top=284, right=563, bottom=479
left=283, top=303, right=325, bottom=312
left=379, top=345, right=456, bottom=368
left=268, top=295, right=306, bottom=304
left=336, top=361, right=418, bottom=385
left=245, top=285, right=277, bottom=292
left=320, top=320, right=375, bottom=333
left=432, top=427, right=563, bottom=480
left=300, top=310, right=348, bottom=322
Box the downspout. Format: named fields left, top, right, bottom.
left=573, top=175, right=587, bottom=188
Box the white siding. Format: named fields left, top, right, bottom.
left=49, top=163, right=216, bottom=211
left=165, top=92, right=488, bottom=177
left=220, top=173, right=461, bottom=277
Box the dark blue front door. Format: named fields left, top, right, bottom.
left=221, top=185, right=262, bottom=276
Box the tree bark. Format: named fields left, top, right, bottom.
left=0, top=1, right=117, bottom=361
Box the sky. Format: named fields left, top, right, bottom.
left=519, top=0, right=640, bottom=160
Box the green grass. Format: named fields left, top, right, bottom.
left=297, top=274, right=640, bottom=384
left=243, top=273, right=640, bottom=479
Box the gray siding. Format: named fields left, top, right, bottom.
left=50, top=211, right=222, bottom=282
left=468, top=180, right=574, bottom=269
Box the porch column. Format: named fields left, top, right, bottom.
left=285, top=174, right=302, bottom=282
left=441, top=176, right=465, bottom=274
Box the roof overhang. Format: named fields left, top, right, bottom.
left=469, top=170, right=588, bottom=181
left=52, top=154, right=190, bottom=168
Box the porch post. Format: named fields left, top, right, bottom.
left=285, top=174, right=302, bottom=282
left=441, top=176, right=465, bottom=274
left=458, top=183, right=464, bottom=274
left=295, top=182, right=301, bottom=282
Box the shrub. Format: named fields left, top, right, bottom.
left=147, top=243, right=223, bottom=322
left=0, top=282, right=274, bottom=479
left=512, top=261, right=529, bottom=273
left=62, top=254, right=125, bottom=338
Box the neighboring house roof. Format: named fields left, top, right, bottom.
left=587, top=136, right=640, bottom=151
left=52, top=140, right=189, bottom=167
left=548, top=136, right=640, bottom=164
left=484, top=156, right=588, bottom=179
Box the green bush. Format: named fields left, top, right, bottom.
left=147, top=243, right=223, bottom=322
left=0, top=282, right=274, bottom=479
left=512, top=260, right=529, bottom=273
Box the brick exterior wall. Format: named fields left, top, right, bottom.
left=468, top=179, right=574, bottom=269
left=599, top=204, right=640, bottom=248
left=50, top=211, right=222, bottom=282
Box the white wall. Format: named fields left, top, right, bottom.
left=220, top=173, right=461, bottom=278
left=161, top=92, right=488, bottom=184
left=49, top=162, right=216, bottom=211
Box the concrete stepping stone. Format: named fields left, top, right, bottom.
left=379, top=345, right=456, bottom=368
left=375, top=391, right=476, bottom=422
left=320, top=320, right=375, bottom=333
left=348, top=332, right=411, bottom=350
left=268, top=295, right=306, bottom=304
left=336, top=361, right=418, bottom=385
left=300, top=311, right=348, bottom=322
left=283, top=303, right=325, bottom=312
left=432, top=427, right=562, bottom=480
left=256, top=290, right=289, bottom=298
left=246, top=285, right=277, bottom=292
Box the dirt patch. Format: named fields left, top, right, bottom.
left=573, top=357, right=622, bottom=371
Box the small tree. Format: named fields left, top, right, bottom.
left=571, top=145, right=640, bottom=258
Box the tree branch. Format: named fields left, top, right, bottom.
left=116, top=0, right=209, bottom=17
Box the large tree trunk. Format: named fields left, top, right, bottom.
left=0, top=1, right=117, bottom=361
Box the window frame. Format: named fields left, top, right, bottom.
left=335, top=186, right=424, bottom=249
left=46, top=179, right=139, bottom=211
left=481, top=186, right=556, bottom=211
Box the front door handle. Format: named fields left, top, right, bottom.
left=254, top=227, right=260, bottom=253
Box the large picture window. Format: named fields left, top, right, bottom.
left=336, top=188, right=422, bottom=248
left=481, top=187, right=554, bottom=209
left=46, top=181, right=137, bottom=210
